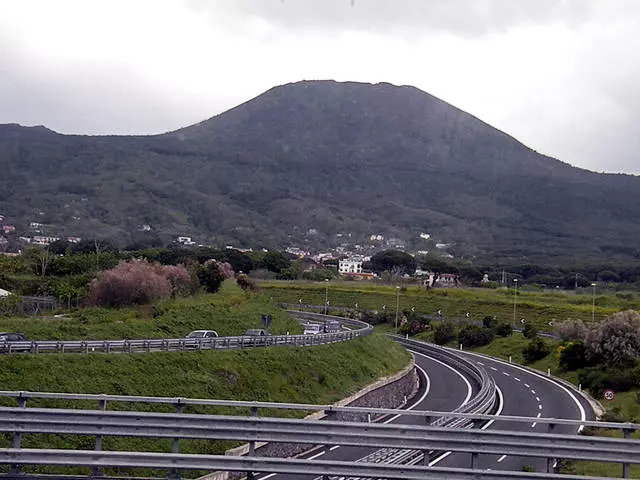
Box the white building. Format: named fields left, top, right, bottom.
left=177, top=236, right=195, bottom=246
left=339, top=259, right=363, bottom=274
left=0, top=288, right=10, bottom=297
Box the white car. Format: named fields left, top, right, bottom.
left=303, top=323, right=322, bottom=335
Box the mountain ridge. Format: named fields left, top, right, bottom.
left=1, top=80, right=639, bottom=262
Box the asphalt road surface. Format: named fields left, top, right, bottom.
left=256, top=349, right=477, bottom=480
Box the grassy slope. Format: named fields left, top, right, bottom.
left=260, top=281, right=640, bottom=332
left=0, top=282, right=301, bottom=340
left=0, top=283, right=411, bottom=475
left=0, top=334, right=409, bottom=475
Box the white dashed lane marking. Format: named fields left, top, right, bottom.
left=502, top=372, right=510, bottom=377
left=514, top=377, right=521, bottom=382
left=524, top=383, right=530, bottom=388
left=490, top=366, right=497, bottom=371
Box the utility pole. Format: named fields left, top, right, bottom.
left=395, top=286, right=401, bottom=334
left=324, top=279, right=329, bottom=315
left=512, top=278, right=518, bottom=330
left=591, top=282, right=596, bottom=322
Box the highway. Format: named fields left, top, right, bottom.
left=256, top=349, right=478, bottom=480
left=429, top=348, right=594, bottom=472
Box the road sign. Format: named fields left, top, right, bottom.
left=548, top=321, right=554, bottom=327
left=382, top=304, right=387, bottom=311
left=411, top=306, right=415, bottom=312
left=355, top=303, right=358, bottom=309
left=603, top=389, right=615, bottom=401
left=520, top=318, right=526, bottom=324
left=465, top=312, right=470, bottom=318
left=298, top=299, right=302, bottom=304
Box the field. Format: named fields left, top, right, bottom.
left=261, top=280, right=640, bottom=332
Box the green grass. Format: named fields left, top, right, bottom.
left=0, top=334, right=410, bottom=476
left=0, top=281, right=301, bottom=340
left=261, top=281, right=638, bottom=332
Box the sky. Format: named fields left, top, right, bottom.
left=1, top=0, right=639, bottom=174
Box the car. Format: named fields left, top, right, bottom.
left=186, top=330, right=218, bottom=339
left=0, top=332, right=29, bottom=353
left=303, top=323, right=322, bottom=335
left=243, top=329, right=268, bottom=336
left=323, top=320, right=341, bottom=333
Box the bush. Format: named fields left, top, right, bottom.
left=578, top=365, right=640, bottom=397
left=559, top=341, right=589, bottom=371
left=556, top=319, right=587, bottom=342
left=197, top=262, right=225, bottom=293
left=522, top=322, right=538, bottom=339
left=585, top=310, right=640, bottom=366
left=522, top=338, right=551, bottom=364
left=458, top=324, right=494, bottom=348
left=495, top=323, right=513, bottom=337
left=236, top=273, right=257, bottom=291
left=158, top=264, right=196, bottom=297
left=482, top=315, right=497, bottom=329
left=88, top=260, right=173, bottom=307
left=434, top=322, right=456, bottom=345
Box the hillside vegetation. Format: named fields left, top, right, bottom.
left=2, top=80, right=640, bottom=261
left=0, top=282, right=300, bottom=340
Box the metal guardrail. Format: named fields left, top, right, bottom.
left=0, top=448, right=618, bottom=480
left=0, top=312, right=372, bottom=355
left=1, top=407, right=638, bottom=465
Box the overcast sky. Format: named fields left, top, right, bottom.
left=1, top=0, right=639, bottom=174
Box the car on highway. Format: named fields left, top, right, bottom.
left=243, top=329, right=268, bottom=336
left=303, top=323, right=322, bottom=335
left=186, top=330, right=218, bottom=339
left=0, top=332, right=29, bottom=353
left=323, top=320, right=341, bottom=333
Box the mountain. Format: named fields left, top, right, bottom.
left=1, top=80, right=639, bottom=262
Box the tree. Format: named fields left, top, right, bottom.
left=585, top=310, right=640, bottom=366
left=260, top=251, right=291, bottom=274
left=522, top=322, right=538, bottom=339
left=197, top=262, right=225, bottom=293
left=88, top=260, right=173, bottom=307
left=369, top=250, right=416, bottom=275
left=559, top=341, right=589, bottom=371
left=555, top=319, right=587, bottom=342
left=522, top=338, right=551, bottom=363
left=495, top=323, right=513, bottom=337
left=458, top=325, right=494, bottom=348
left=434, top=322, right=456, bottom=345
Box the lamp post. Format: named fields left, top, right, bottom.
left=512, top=278, right=518, bottom=330
left=395, top=286, right=401, bottom=334
left=591, top=282, right=596, bottom=322
left=324, top=279, right=329, bottom=315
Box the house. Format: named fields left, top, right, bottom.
left=0, top=288, right=11, bottom=297
left=2, top=225, right=15, bottom=234
left=369, top=234, right=384, bottom=241
left=177, top=236, right=195, bottom=246
left=67, top=236, right=82, bottom=243
left=139, top=224, right=152, bottom=232
left=29, top=222, right=44, bottom=230
left=32, top=236, right=60, bottom=246
left=0, top=214, right=4, bottom=222
left=339, top=259, right=363, bottom=274
left=434, top=273, right=459, bottom=287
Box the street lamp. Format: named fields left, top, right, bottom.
left=324, top=279, right=329, bottom=315
left=395, top=286, right=401, bottom=334
left=591, top=282, right=596, bottom=322
left=512, top=278, right=519, bottom=330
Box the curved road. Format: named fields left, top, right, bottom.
left=257, top=350, right=478, bottom=480
left=433, top=348, right=594, bottom=472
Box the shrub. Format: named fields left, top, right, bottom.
left=156, top=264, right=195, bottom=297
left=236, top=273, right=257, bottom=291
left=522, top=338, right=551, bottom=364
left=434, top=322, right=456, bottom=345
left=197, top=262, right=225, bottom=293
left=578, top=365, right=640, bottom=397
left=522, top=322, right=538, bottom=339
left=482, top=315, right=497, bottom=329
left=203, top=259, right=234, bottom=280
left=559, top=341, right=589, bottom=371
left=495, top=323, right=513, bottom=337
left=556, top=319, right=587, bottom=342
left=88, top=260, right=172, bottom=307
left=585, top=310, right=640, bottom=366
left=458, top=324, right=494, bottom=348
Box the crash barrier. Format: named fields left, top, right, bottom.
left=0, top=314, right=372, bottom=355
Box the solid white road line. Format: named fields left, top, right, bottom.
left=256, top=363, right=432, bottom=480
left=410, top=350, right=473, bottom=406
left=459, top=350, right=587, bottom=432
left=497, top=455, right=507, bottom=463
